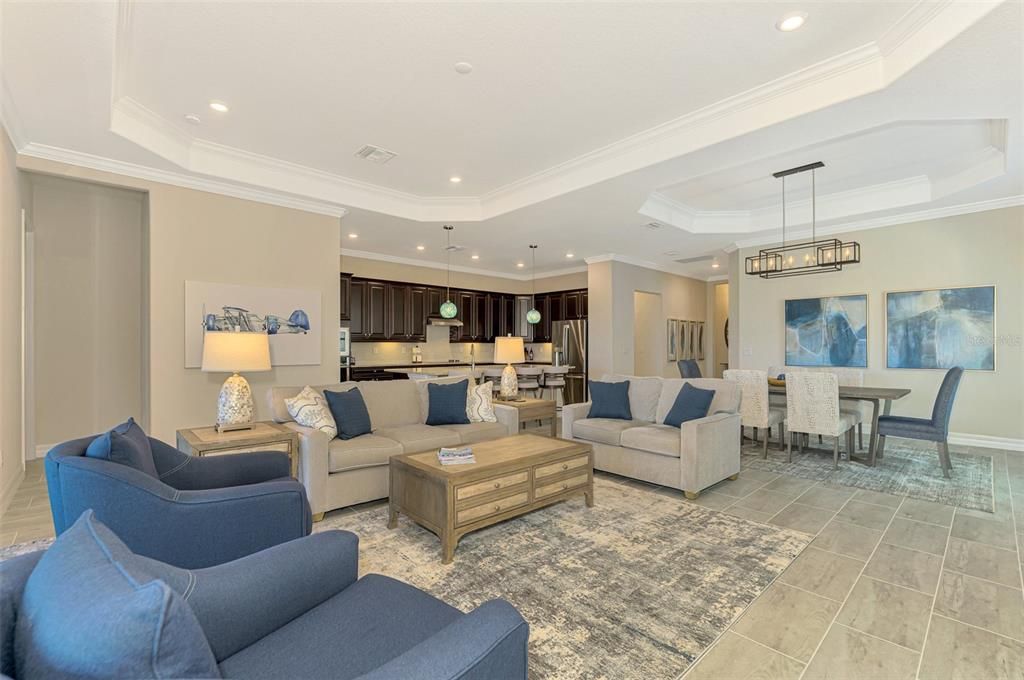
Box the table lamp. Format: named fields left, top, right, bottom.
left=201, top=331, right=272, bottom=432
left=493, top=335, right=525, bottom=400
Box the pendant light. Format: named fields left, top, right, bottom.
left=745, top=161, right=860, bottom=278
left=439, top=225, right=458, bottom=318
left=526, top=244, right=541, bottom=324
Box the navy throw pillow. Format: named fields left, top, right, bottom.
left=85, top=417, right=158, bottom=478
left=15, top=510, right=219, bottom=679
left=426, top=380, right=471, bottom=426
left=324, top=388, right=373, bottom=440
left=588, top=381, right=632, bottom=420
left=664, top=383, right=715, bottom=428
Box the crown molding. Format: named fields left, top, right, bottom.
left=582, top=253, right=713, bottom=281
left=706, top=275, right=729, bottom=283
left=17, top=143, right=349, bottom=218
left=732, top=194, right=1024, bottom=250
left=340, top=248, right=587, bottom=281
left=0, top=77, right=26, bottom=150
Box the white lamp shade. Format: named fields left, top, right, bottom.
left=494, top=336, right=525, bottom=365
left=201, top=331, right=271, bottom=373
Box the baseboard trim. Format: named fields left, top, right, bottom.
left=31, top=444, right=53, bottom=460
left=946, top=432, right=1024, bottom=453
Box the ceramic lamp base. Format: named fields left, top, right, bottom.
left=499, top=363, right=519, bottom=399
left=216, top=372, right=255, bottom=432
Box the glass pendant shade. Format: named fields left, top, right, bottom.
left=440, top=299, right=458, bottom=319
left=526, top=307, right=541, bottom=324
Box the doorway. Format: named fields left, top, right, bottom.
left=633, top=291, right=662, bottom=376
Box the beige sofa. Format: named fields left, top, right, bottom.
left=561, top=374, right=742, bottom=499
left=268, top=377, right=518, bottom=518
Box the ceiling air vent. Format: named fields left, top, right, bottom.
left=645, top=222, right=663, bottom=230
left=354, top=144, right=398, bottom=164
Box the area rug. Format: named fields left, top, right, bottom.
left=741, top=438, right=994, bottom=512
left=317, top=476, right=810, bottom=680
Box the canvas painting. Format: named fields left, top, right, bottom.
left=185, top=281, right=322, bottom=368
left=785, top=294, right=867, bottom=367
left=886, top=286, right=995, bottom=370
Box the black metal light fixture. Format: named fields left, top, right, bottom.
left=745, top=161, right=860, bottom=279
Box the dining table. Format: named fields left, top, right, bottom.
left=768, top=384, right=912, bottom=467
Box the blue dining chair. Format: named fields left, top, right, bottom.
left=876, top=367, right=964, bottom=478
left=677, top=359, right=702, bottom=379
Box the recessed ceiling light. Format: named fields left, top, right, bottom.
left=454, top=62, right=473, bottom=75
left=471, top=254, right=480, bottom=260
left=184, top=114, right=201, bottom=125
left=776, top=12, right=807, bottom=32
left=209, top=100, right=229, bottom=113
left=663, top=250, right=680, bottom=257
left=566, top=253, right=575, bottom=259
left=449, top=176, right=462, bottom=184
left=348, top=233, right=358, bottom=239
left=416, top=245, right=425, bottom=251
left=711, top=261, right=721, bottom=269
left=516, top=262, right=524, bottom=268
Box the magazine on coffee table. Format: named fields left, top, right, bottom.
left=437, top=446, right=476, bottom=465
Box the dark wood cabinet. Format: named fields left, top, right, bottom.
left=348, top=279, right=366, bottom=336
left=581, top=291, right=588, bottom=318
left=340, top=274, right=352, bottom=321
left=386, top=284, right=409, bottom=339
left=408, top=286, right=428, bottom=341
left=564, top=291, right=583, bottom=320
left=364, top=281, right=387, bottom=340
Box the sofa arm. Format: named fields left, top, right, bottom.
left=283, top=422, right=330, bottom=515
left=679, top=412, right=741, bottom=495
left=150, top=438, right=291, bottom=490
left=355, top=599, right=528, bottom=680
left=560, top=402, right=591, bottom=440
left=187, top=530, right=359, bottom=661
left=492, top=404, right=519, bottom=436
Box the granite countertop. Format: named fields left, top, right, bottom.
left=382, top=364, right=574, bottom=377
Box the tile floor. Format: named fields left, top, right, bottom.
left=5, top=444, right=1024, bottom=680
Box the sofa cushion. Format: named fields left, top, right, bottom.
left=328, top=435, right=404, bottom=473
left=413, top=375, right=472, bottom=423
left=443, top=422, right=509, bottom=445
left=656, top=378, right=740, bottom=424
left=358, top=380, right=424, bottom=429
left=663, top=383, right=715, bottom=428
left=602, top=374, right=662, bottom=422
left=588, top=380, right=632, bottom=420
left=374, top=424, right=461, bottom=453
left=85, top=417, right=158, bottom=478
left=218, top=574, right=462, bottom=680
left=324, top=388, right=373, bottom=440
left=572, top=418, right=646, bottom=446
left=426, top=380, right=472, bottom=426
left=620, top=425, right=681, bottom=458
left=15, top=511, right=219, bottom=680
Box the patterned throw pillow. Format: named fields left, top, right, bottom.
left=284, top=386, right=338, bottom=438
left=467, top=382, right=497, bottom=423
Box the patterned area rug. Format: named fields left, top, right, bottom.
left=741, top=437, right=994, bottom=512
left=317, top=476, right=810, bottom=680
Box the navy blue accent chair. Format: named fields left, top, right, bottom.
left=45, top=433, right=312, bottom=569
left=677, top=359, right=702, bottom=379
left=0, top=519, right=529, bottom=680
left=876, top=366, right=964, bottom=478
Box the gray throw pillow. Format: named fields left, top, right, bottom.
left=85, top=417, right=158, bottom=477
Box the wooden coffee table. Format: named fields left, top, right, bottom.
left=388, top=434, right=594, bottom=563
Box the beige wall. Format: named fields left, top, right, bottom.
left=0, top=129, right=24, bottom=508
left=19, top=156, right=341, bottom=443
left=588, top=259, right=708, bottom=379
left=30, top=175, right=146, bottom=446
left=734, top=206, right=1024, bottom=442
left=340, top=254, right=587, bottom=294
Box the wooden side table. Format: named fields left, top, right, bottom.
left=494, top=398, right=558, bottom=436
left=176, top=421, right=300, bottom=479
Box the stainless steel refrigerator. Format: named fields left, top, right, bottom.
left=552, top=319, right=588, bottom=405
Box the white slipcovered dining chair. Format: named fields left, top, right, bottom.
left=540, top=366, right=569, bottom=406
left=833, top=368, right=868, bottom=450
left=785, top=371, right=859, bottom=468
left=514, top=366, right=543, bottom=398
left=481, top=367, right=505, bottom=394
left=724, top=369, right=786, bottom=458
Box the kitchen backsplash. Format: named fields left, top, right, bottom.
left=350, top=327, right=552, bottom=364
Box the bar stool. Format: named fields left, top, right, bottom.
left=481, top=367, right=504, bottom=394
left=447, top=367, right=479, bottom=385
left=540, top=366, right=569, bottom=407
left=514, top=366, right=543, bottom=399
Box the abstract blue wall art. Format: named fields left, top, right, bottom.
left=785, top=294, right=868, bottom=367
left=886, top=286, right=995, bottom=370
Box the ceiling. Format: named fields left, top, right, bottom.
left=2, top=1, right=1021, bottom=280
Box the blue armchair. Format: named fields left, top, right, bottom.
left=677, top=359, right=702, bottom=378
left=0, top=512, right=529, bottom=680
left=45, top=432, right=312, bottom=569
left=876, top=366, right=964, bottom=478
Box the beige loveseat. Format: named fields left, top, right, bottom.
left=268, top=378, right=518, bottom=518
left=561, top=374, right=742, bottom=499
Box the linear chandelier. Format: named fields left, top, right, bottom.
left=745, top=161, right=860, bottom=278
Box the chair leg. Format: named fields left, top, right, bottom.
left=832, top=436, right=840, bottom=470
left=847, top=429, right=855, bottom=460
left=858, top=423, right=864, bottom=450
left=876, top=435, right=887, bottom=459
left=762, top=431, right=769, bottom=459
left=753, top=427, right=759, bottom=444
left=787, top=432, right=793, bottom=463
left=818, top=434, right=823, bottom=445
left=797, top=433, right=803, bottom=454
left=938, top=442, right=952, bottom=478
left=779, top=422, right=786, bottom=451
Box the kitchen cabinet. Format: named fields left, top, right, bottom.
left=564, top=291, right=583, bottom=320
left=339, top=274, right=352, bottom=321
left=386, top=283, right=409, bottom=339
left=364, top=281, right=387, bottom=340
left=408, top=286, right=428, bottom=341
left=348, top=279, right=366, bottom=337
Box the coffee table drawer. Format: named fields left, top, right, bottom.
left=535, top=455, right=590, bottom=480
left=535, top=472, right=589, bottom=500
left=456, top=471, right=530, bottom=501
left=456, top=492, right=529, bottom=526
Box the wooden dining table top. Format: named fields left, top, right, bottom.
left=769, top=384, right=912, bottom=401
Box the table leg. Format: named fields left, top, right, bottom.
left=868, top=398, right=881, bottom=467
left=585, top=483, right=595, bottom=507
left=387, top=504, right=398, bottom=529
left=550, top=415, right=557, bottom=437
left=442, top=530, right=458, bottom=564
